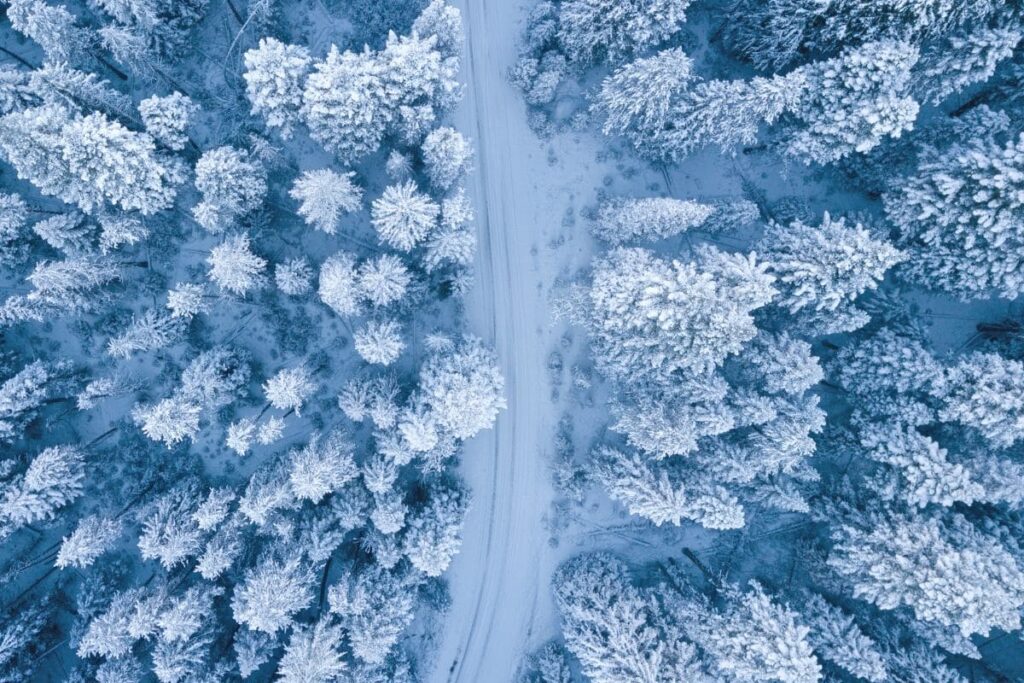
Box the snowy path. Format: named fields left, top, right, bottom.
left=429, top=1, right=563, bottom=680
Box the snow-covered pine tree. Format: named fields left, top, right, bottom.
left=594, top=446, right=741, bottom=528
left=0, top=445, right=85, bottom=533
left=231, top=554, right=314, bottom=634
left=206, top=234, right=267, bottom=295
left=418, top=336, right=505, bottom=440
left=859, top=421, right=983, bottom=508
left=682, top=581, right=822, bottom=683
left=934, top=352, right=1024, bottom=448
left=800, top=593, right=887, bottom=682
left=276, top=258, right=314, bottom=296
left=0, top=295, right=47, bottom=327
left=585, top=246, right=776, bottom=383
left=592, top=196, right=714, bottom=244
left=915, top=26, right=1021, bottom=105
left=595, top=48, right=696, bottom=159
left=32, top=211, right=94, bottom=254
left=192, top=147, right=267, bottom=232
left=609, top=375, right=734, bottom=458
left=93, top=0, right=208, bottom=60
left=97, top=213, right=149, bottom=252
left=301, top=46, right=388, bottom=163
left=178, top=346, right=251, bottom=411
left=706, top=199, right=760, bottom=233
left=362, top=453, right=399, bottom=496
left=0, top=65, right=37, bottom=116
left=829, top=509, right=1024, bottom=637
left=157, top=584, right=221, bottom=642
left=0, top=105, right=184, bottom=215
left=371, top=181, right=440, bottom=251
left=99, top=23, right=157, bottom=76
left=421, top=126, right=472, bottom=191
left=509, top=49, right=567, bottom=108
left=412, top=0, right=465, bottom=60
left=257, top=416, right=286, bottom=448
left=785, top=40, right=920, bottom=164
left=234, top=629, right=279, bottom=679
left=26, top=254, right=120, bottom=313
left=196, top=520, right=244, bottom=580
left=358, top=254, right=411, bottom=308
left=553, top=552, right=705, bottom=682
left=758, top=213, right=905, bottom=334
left=288, top=430, right=357, bottom=502
left=648, top=70, right=807, bottom=161
left=276, top=618, right=347, bottom=682
left=76, top=372, right=139, bottom=410
left=0, top=360, right=70, bottom=444
left=884, top=644, right=968, bottom=683
left=725, top=0, right=1003, bottom=70
left=0, top=192, right=29, bottom=266
left=423, top=189, right=476, bottom=271
left=556, top=0, right=691, bottom=65
left=319, top=252, right=362, bottom=317
left=133, top=395, right=201, bottom=446
left=402, top=481, right=467, bottom=576
left=150, top=628, right=214, bottom=682
left=289, top=169, right=363, bottom=235
left=77, top=589, right=146, bottom=659
left=264, top=365, right=316, bottom=416
left=61, top=112, right=184, bottom=214
left=354, top=319, right=405, bottom=365
left=29, top=61, right=133, bottom=119
left=397, top=401, right=440, bottom=453
left=832, top=327, right=942, bottom=399
left=523, top=642, right=574, bottom=683
left=166, top=282, right=208, bottom=319
left=193, top=487, right=235, bottom=531
left=244, top=38, right=313, bottom=140
left=385, top=150, right=414, bottom=180
left=8, top=0, right=94, bottom=66
left=95, top=656, right=146, bottom=683
left=328, top=564, right=417, bottom=664
left=56, top=515, right=122, bottom=569
left=137, top=485, right=204, bottom=569
left=741, top=333, right=824, bottom=396
left=139, top=92, right=197, bottom=151
left=0, top=603, right=50, bottom=682
left=379, top=29, right=461, bottom=143
left=226, top=418, right=258, bottom=457
left=885, top=125, right=1024, bottom=299
left=0, top=105, right=93, bottom=209
left=370, top=492, right=407, bottom=534
left=107, top=309, right=186, bottom=359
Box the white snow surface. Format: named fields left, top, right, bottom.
left=430, top=1, right=570, bottom=680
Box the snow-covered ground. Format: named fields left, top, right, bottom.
left=429, top=2, right=566, bottom=679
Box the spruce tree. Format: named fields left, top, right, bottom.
left=829, top=510, right=1024, bottom=637
left=244, top=38, right=313, bottom=140
left=885, top=127, right=1024, bottom=299
left=231, top=555, right=315, bottom=634
left=556, top=0, right=691, bottom=65
left=290, top=169, right=363, bottom=235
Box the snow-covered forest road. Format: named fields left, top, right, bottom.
left=430, top=1, right=562, bottom=680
